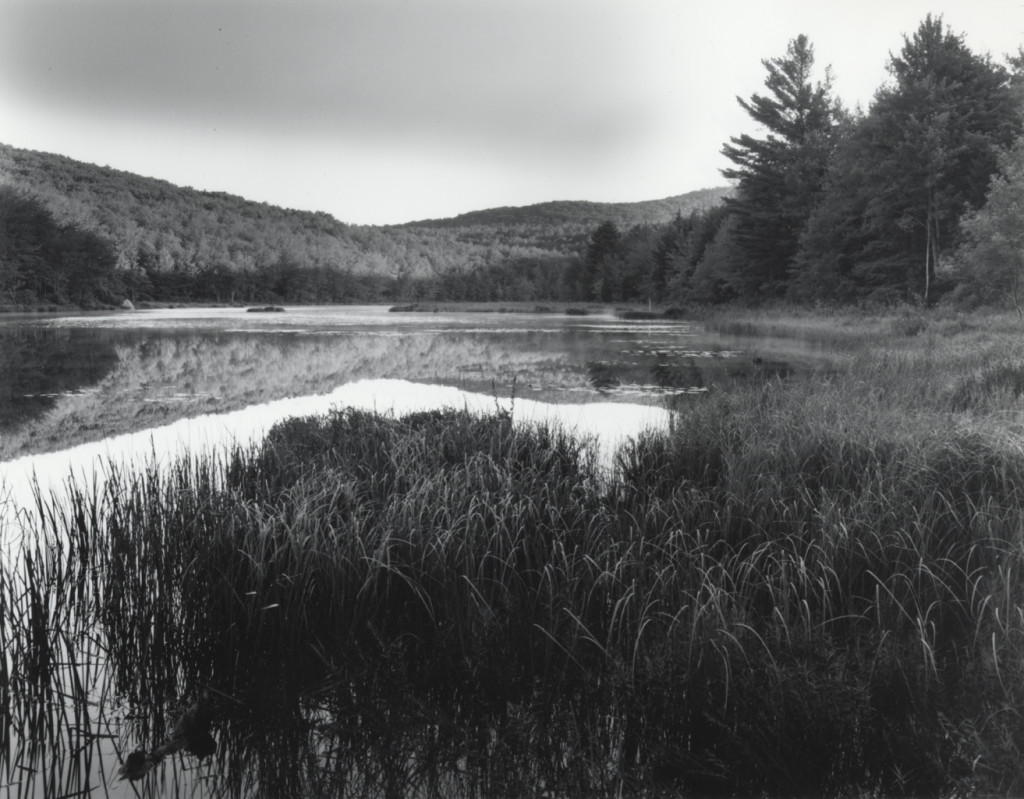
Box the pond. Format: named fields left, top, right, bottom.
left=0, top=304, right=808, bottom=513
left=0, top=305, right=827, bottom=460
left=0, top=305, right=838, bottom=798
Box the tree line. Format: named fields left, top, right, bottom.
left=575, top=16, right=1024, bottom=308
left=0, top=181, right=591, bottom=307
left=0, top=186, right=120, bottom=307
left=0, top=140, right=721, bottom=308
left=3, top=15, right=1022, bottom=309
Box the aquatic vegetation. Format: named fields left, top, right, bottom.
left=5, top=372, right=1024, bottom=796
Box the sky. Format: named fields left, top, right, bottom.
left=2, top=1, right=1024, bottom=226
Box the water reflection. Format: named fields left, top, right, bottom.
left=0, top=379, right=670, bottom=544
left=0, top=307, right=826, bottom=463
left=0, top=325, right=121, bottom=427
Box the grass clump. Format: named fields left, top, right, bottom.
left=950, top=359, right=1024, bottom=410
left=612, top=382, right=1024, bottom=795
left=889, top=307, right=929, bottom=336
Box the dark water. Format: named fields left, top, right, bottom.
left=0, top=324, right=122, bottom=427
left=0, top=306, right=823, bottom=462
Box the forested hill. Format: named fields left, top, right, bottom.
left=405, top=189, right=729, bottom=230
left=0, top=142, right=726, bottom=297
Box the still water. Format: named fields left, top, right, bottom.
left=0, top=306, right=830, bottom=798
left=0, top=304, right=811, bottom=462
left=2, top=305, right=729, bottom=452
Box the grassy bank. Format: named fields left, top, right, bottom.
left=5, top=310, right=1024, bottom=796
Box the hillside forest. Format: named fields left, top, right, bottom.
left=2, top=15, right=1024, bottom=310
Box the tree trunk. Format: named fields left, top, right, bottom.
left=923, top=189, right=939, bottom=307
left=924, top=212, right=931, bottom=306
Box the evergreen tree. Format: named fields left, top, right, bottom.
left=788, top=114, right=875, bottom=302
left=584, top=220, right=622, bottom=301
left=798, top=15, right=1020, bottom=303
left=721, top=34, right=837, bottom=296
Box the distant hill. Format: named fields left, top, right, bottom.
left=0, top=141, right=731, bottom=306
left=400, top=189, right=731, bottom=256
left=404, top=189, right=730, bottom=230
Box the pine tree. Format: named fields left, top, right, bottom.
left=721, top=34, right=837, bottom=296
left=584, top=220, right=622, bottom=301
left=797, top=15, right=1021, bottom=303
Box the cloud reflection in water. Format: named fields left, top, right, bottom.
left=1, top=378, right=670, bottom=547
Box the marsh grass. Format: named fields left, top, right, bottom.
left=0, top=483, right=123, bottom=799
left=950, top=360, right=1024, bottom=411
left=6, top=314, right=1024, bottom=795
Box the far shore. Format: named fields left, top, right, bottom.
left=2, top=297, right=1005, bottom=324
left=0, top=298, right=671, bottom=318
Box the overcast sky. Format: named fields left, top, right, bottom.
left=2, top=0, right=1023, bottom=225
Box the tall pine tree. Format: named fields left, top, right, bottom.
left=721, top=34, right=837, bottom=296
left=796, top=15, right=1020, bottom=303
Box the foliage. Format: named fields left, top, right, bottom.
left=3, top=14, right=1022, bottom=309
left=720, top=34, right=838, bottom=296
left=402, top=188, right=730, bottom=230
left=0, top=142, right=725, bottom=308
left=954, top=134, right=1024, bottom=312
left=0, top=184, right=119, bottom=306
left=583, top=220, right=623, bottom=301
left=578, top=17, right=1019, bottom=309
left=796, top=15, right=1021, bottom=303
left=563, top=206, right=732, bottom=306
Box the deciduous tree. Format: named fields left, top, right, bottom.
left=955, top=134, right=1024, bottom=313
